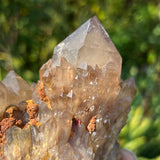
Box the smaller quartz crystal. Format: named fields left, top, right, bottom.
left=2, top=71, right=32, bottom=102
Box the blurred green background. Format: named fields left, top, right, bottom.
left=0, top=0, right=160, bottom=159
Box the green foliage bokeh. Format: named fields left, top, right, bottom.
left=0, top=0, right=160, bottom=159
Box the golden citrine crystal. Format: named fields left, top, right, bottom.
left=0, top=16, right=136, bottom=160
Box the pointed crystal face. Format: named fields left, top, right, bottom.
left=52, top=16, right=122, bottom=78
left=2, top=70, right=32, bottom=102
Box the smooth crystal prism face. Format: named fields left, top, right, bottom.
left=0, top=17, right=136, bottom=160
left=4, top=126, right=31, bottom=159
left=2, top=70, right=32, bottom=104
left=0, top=82, right=8, bottom=119
left=52, top=16, right=122, bottom=78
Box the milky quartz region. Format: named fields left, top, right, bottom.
left=0, top=16, right=136, bottom=160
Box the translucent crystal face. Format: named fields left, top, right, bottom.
left=2, top=70, right=32, bottom=103
left=52, top=16, right=122, bottom=78
left=0, top=82, right=8, bottom=119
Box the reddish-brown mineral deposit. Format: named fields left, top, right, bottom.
left=0, top=16, right=136, bottom=160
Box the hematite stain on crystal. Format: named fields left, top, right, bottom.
left=0, top=16, right=136, bottom=160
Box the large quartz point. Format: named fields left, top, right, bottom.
left=52, top=16, right=122, bottom=78
left=0, top=16, right=136, bottom=160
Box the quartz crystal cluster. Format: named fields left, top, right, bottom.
left=0, top=16, right=136, bottom=160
